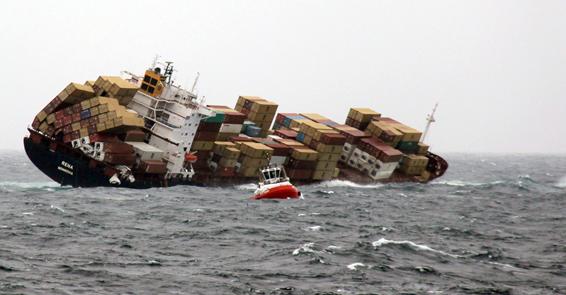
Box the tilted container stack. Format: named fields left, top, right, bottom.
left=235, top=96, right=278, bottom=137
left=236, top=142, right=273, bottom=177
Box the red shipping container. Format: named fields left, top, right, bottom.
left=266, top=143, right=292, bottom=157
left=72, top=113, right=81, bottom=122
left=54, top=119, right=64, bottom=129
left=274, top=129, right=298, bottom=139
left=32, top=117, right=41, bottom=129
left=89, top=133, right=120, bottom=143
left=71, top=131, right=80, bottom=140
left=55, top=110, right=65, bottom=120
left=320, top=133, right=346, bottom=145
left=63, top=116, right=72, bottom=126
left=340, top=129, right=369, bottom=145
left=229, top=136, right=254, bottom=142
left=223, top=111, right=246, bottom=124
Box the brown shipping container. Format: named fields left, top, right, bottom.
left=286, top=168, right=313, bottom=180
left=139, top=160, right=167, bottom=174
left=98, top=141, right=134, bottom=154
left=104, top=153, right=136, bottom=166
left=266, top=143, right=292, bottom=157
left=123, top=129, right=146, bottom=142
left=198, top=122, right=222, bottom=132
left=286, top=157, right=316, bottom=169
left=194, top=131, right=218, bottom=141
left=291, top=148, right=318, bottom=161
left=274, top=129, right=298, bottom=139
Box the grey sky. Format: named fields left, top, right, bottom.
left=1, top=0, right=565, bottom=153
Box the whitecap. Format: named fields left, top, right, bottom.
left=22, top=212, right=34, bottom=216
left=347, top=262, right=365, bottom=270
left=327, top=245, right=341, bottom=250
left=235, top=183, right=258, bottom=190
left=432, top=180, right=505, bottom=187
left=292, top=242, right=316, bottom=255
left=372, top=238, right=460, bottom=258
left=298, top=213, right=306, bottom=217
left=555, top=176, right=566, bottom=188
left=306, top=226, right=321, bottom=231
left=0, top=181, right=63, bottom=191
left=315, top=180, right=383, bottom=189
left=487, top=261, right=519, bottom=270
left=50, top=205, right=65, bottom=213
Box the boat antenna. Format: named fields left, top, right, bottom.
left=421, top=102, right=438, bottom=143
left=191, top=72, right=200, bottom=93
left=151, top=54, right=160, bottom=69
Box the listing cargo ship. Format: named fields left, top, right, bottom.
left=24, top=62, right=448, bottom=189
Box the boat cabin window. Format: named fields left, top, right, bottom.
left=263, top=171, right=270, bottom=180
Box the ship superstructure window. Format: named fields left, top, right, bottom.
left=144, top=76, right=151, bottom=83
left=150, top=78, right=158, bottom=85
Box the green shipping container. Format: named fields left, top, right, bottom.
left=203, top=111, right=225, bottom=123
left=397, top=141, right=419, bottom=154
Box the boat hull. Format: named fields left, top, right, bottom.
left=252, top=182, right=301, bottom=200
left=23, top=130, right=448, bottom=189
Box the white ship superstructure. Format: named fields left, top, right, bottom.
left=124, top=63, right=214, bottom=180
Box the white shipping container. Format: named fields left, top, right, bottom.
left=368, top=169, right=394, bottom=180
left=126, top=141, right=165, bottom=161
left=269, top=156, right=287, bottom=166
left=219, top=123, right=243, bottom=134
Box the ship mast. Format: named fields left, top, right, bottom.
left=421, top=103, right=438, bottom=143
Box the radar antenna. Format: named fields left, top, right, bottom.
left=163, top=61, right=174, bottom=85
left=421, top=103, right=438, bottom=143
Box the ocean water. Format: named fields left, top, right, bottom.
left=0, top=151, right=565, bottom=294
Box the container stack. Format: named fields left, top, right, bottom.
left=300, top=113, right=340, bottom=128
left=273, top=113, right=312, bottom=131
left=237, top=142, right=273, bottom=177
left=399, top=154, right=429, bottom=176
left=286, top=146, right=318, bottom=180
left=36, top=94, right=144, bottom=144
left=345, top=108, right=381, bottom=130
left=93, top=141, right=136, bottom=167
left=235, top=96, right=278, bottom=137
left=210, top=141, right=241, bottom=177
left=206, top=106, right=247, bottom=141
left=93, top=76, right=139, bottom=105
left=296, top=120, right=345, bottom=180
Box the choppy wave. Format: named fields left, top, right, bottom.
left=0, top=181, right=66, bottom=192
left=372, top=238, right=460, bottom=258
left=315, top=180, right=383, bottom=189
left=432, top=180, right=506, bottom=187
left=555, top=176, right=566, bottom=188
